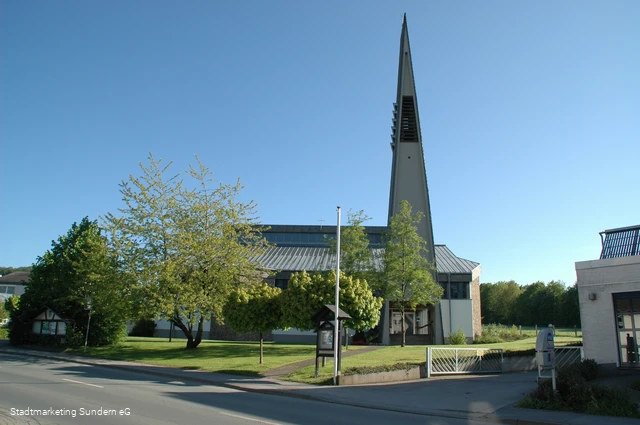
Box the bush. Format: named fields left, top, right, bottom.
left=557, top=366, right=592, bottom=411
left=475, top=324, right=527, bottom=343
left=344, top=362, right=422, bottom=376
left=586, top=385, right=640, bottom=418
left=521, top=359, right=640, bottom=418
left=129, top=319, right=157, bottom=337
left=448, top=327, right=467, bottom=345
left=0, top=328, right=7, bottom=339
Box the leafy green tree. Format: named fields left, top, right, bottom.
left=281, top=270, right=383, bottom=332
left=560, top=284, right=581, bottom=327
left=9, top=218, right=128, bottom=346
left=480, top=283, right=497, bottom=324
left=327, top=209, right=374, bottom=281
left=103, top=154, right=269, bottom=349
left=223, top=283, right=282, bottom=364
left=480, top=281, right=521, bottom=325
left=382, top=200, right=442, bottom=347
left=0, top=299, right=9, bottom=321
left=533, top=281, right=566, bottom=326
left=514, top=281, right=545, bottom=326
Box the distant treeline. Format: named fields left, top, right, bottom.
left=0, top=266, right=31, bottom=276
left=480, top=281, right=580, bottom=328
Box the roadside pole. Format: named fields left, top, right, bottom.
left=333, top=206, right=341, bottom=386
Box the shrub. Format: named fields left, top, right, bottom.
left=521, top=359, right=640, bottom=418
left=476, top=324, right=527, bottom=343
left=448, top=327, right=467, bottom=345
left=344, top=362, right=422, bottom=376
left=557, top=366, right=592, bottom=411
left=0, top=328, right=7, bottom=339
left=129, top=319, right=157, bottom=337
left=577, top=359, right=598, bottom=381
left=586, top=385, right=640, bottom=418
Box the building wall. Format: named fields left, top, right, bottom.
left=440, top=299, right=474, bottom=342
left=575, top=255, right=640, bottom=367
left=471, top=275, right=482, bottom=338
left=154, top=318, right=213, bottom=339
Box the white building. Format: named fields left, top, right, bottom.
left=0, top=271, right=28, bottom=302
left=575, top=225, right=640, bottom=370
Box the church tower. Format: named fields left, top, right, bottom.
left=383, top=15, right=443, bottom=345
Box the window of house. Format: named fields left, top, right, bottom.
left=275, top=279, right=288, bottom=290
left=450, top=282, right=468, bottom=299
left=439, top=282, right=448, bottom=299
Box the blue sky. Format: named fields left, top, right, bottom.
left=2, top=1, right=638, bottom=287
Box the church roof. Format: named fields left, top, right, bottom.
left=251, top=245, right=479, bottom=274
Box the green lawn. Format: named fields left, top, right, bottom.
left=69, top=337, right=318, bottom=376
left=63, top=335, right=581, bottom=384
left=285, top=336, right=583, bottom=384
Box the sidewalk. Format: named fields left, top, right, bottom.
left=1, top=343, right=638, bottom=425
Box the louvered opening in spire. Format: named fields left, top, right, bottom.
left=400, top=96, right=418, bottom=142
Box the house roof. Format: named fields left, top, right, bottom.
left=0, top=271, right=30, bottom=284
left=251, top=245, right=479, bottom=274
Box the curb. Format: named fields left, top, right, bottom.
left=0, top=347, right=575, bottom=425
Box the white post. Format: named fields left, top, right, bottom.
left=333, top=206, right=341, bottom=386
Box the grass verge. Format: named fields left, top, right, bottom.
left=283, top=336, right=582, bottom=384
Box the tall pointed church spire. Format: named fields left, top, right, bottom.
left=387, top=15, right=436, bottom=264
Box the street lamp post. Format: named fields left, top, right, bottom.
left=84, top=297, right=92, bottom=353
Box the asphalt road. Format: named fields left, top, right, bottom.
left=0, top=352, right=495, bottom=425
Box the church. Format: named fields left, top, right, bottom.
left=157, top=16, right=482, bottom=344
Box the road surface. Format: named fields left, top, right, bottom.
left=0, top=352, right=495, bottom=425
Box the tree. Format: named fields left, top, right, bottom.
left=0, top=298, right=9, bottom=321
left=223, top=283, right=282, bottom=364
left=9, top=218, right=128, bottom=346
left=103, top=154, right=269, bottom=349
left=533, top=281, right=566, bottom=326
left=515, top=281, right=544, bottom=326
left=560, top=284, right=581, bottom=327
left=281, top=270, right=383, bottom=332
left=382, top=200, right=442, bottom=347
left=327, top=209, right=374, bottom=281
left=480, top=281, right=521, bottom=325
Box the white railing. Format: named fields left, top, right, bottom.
left=426, top=347, right=503, bottom=377
left=554, top=346, right=584, bottom=370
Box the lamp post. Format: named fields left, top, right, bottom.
left=84, top=297, right=92, bottom=353
left=333, top=206, right=341, bottom=386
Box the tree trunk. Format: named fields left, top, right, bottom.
left=171, top=317, right=195, bottom=348
left=170, top=316, right=202, bottom=349
left=401, top=305, right=406, bottom=347
left=193, top=316, right=204, bottom=348
left=259, top=332, right=264, bottom=365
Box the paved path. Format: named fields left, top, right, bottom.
left=260, top=345, right=382, bottom=377
left=1, top=342, right=639, bottom=425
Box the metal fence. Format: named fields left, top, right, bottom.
left=426, top=347, right=503, bottom=377
left=554, top=346, right=584, bottom=370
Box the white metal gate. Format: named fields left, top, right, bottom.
left=426, top=347, right=503, bottom=377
